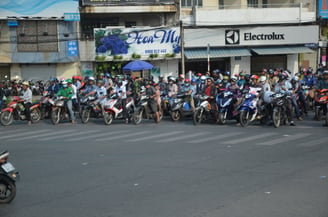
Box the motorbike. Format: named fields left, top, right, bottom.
left=50, top=96, right=71, bottom=125
left=103, top=94, right=136, bottom=125
left=271, top=93, right=290, bottom=128
left=314, top=89, right=328, bottom=121
left=170, top=93, right=194, bottom=121
left=301, top=85, right=314, bottom=111
left=79, top=95, right=98, bottom=124
left=193, top=95, right=212, bottom=125
left=216, top=90, right=236, bottom=124
left=0, top=96, right=41, bottom=126
left=161, top=95, right=170, bottom=116
left=132, top=94, right=162, bottom=125
left=39, top=91, right=53, bottom=119
left=238, top=87, right=261, bottom=127
left=0, top=151, right=19, bottom=204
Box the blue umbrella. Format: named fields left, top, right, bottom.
left=123, top=60, right=153, bottom=71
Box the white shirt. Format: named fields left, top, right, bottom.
left=71, top=84, right=77, bottom=99
left=21, top=88, right=32, bottom=103
left=114, top=85, right=126, bottom=99
left=96, top=86, right=107, bottom=98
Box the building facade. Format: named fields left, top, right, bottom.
left=181, top=0, right=318, bottom=75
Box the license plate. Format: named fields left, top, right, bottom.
left=1, top=163, right=15, bottom=173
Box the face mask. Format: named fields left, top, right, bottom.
left=169, top=81, right=173, bottom=84
left=63, top=84, right=68, bottom=88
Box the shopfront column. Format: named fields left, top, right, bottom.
left=231, top=56, right=251, bottom=74
left=287, top=54, right=298, bottom=75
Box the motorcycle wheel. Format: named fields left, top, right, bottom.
left=218, top=112, right=226, bottom=125
left=239, top=111, right=249, bottom=127
left=193, top=108, right=203, bottom=125
left=103, top=112, right=113, bottom=125
left=272, top=110, right=281, bottom=128
left=0, top=175, right=16, bottom=204
left=51, top=110, right=60, bottom=125
left=31, top=108, right=41, bottom=123
left=0, top=111, right=13, bottom=126
left=315, top=106, right=322, bottom=121
left=171, top=110, right=181, bottom=121
left=133, top=109, right=143, bottom=125
left=81, top=110, right=90, bottom=124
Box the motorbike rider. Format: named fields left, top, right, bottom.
left=21, top=81, right=33, bottom=125
left=67, top=79, right=78, bottom=112
left=201, top=77, right=218, bottom=122
left=290, top=76, right=303, bottom=120
left=177, top=74, right=185, bottom=93
left=181, top=79, right=195, bottom=111
left=113, top=80, right=128, bottom=124
left=302, top=68, right=316, bottom=99
left=237, top=72, right=246, bottom=88
left=158, top=76, right=167, bottom=96
left=145, top=80, right=160, bottom=123
left=89, top=79, right=108, bottom=110
left=315, top=71, right=328, bottom=118
left=274, top=72, right=295, bottom=126
left=166, top=76, right=178, bottom=106
left=0, top=83, right=4, bottom=109
left=83, top=77, right=97, bottom=97
left=47, top=78, right=60, bottom=97
left=72, top=76, right=82, bottom=90
left=268, top=69, right=279, bottom=89
left=55, top=81, right=75, bottom=124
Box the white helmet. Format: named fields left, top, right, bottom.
left=230, top=75, right=237, bottom=81
left=292, top=76, right=299, bottom=81
left=88, top=76, right=95, bottom=81
left=62, top=81, right=68, bottom=85
left=200, top=75, right=207, bottom=80
left=260, top=76, right=267, bottom=82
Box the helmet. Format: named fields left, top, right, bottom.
left=245, top=74, right=251, bottom=80
left=223, top=75, right=229, bottom=81
left=60, top=78, right=65, bottom=82
left=191, top=78, right=197, bottom=83
left=43, top=91, right=49, bottom=96
left=230, top=75, right=237, bottom=81
left=66, top=79, right=72, bottom=84
left=279, top=73, right=287, bottom=81
left=185, top=78, right=191, bottom=83
left=215, top=79, right=222, bottom=85
left=224, top=71, right=231, bottom=76
left=118, top=80, right=123, bottom=85
left=197, top=73, right=202, bottom=77
left=22, top=81, right=29, bottom=86
left=105, top=73, right=111, bottom=78
left=168, top=76, right=175, bottom=82
left=179, top=74, right=185, bottom=79
left=88, top=76, right=95, bottom=81
left=259, top=76, right=267, bottom=82
left=51, top=78, right=57, bottom=82
left=251, top=75, right=259, bottom=80
left=323, top=71, right=328, bottom=75
left=99, top=73, right=104, bottom=76
left=200, top=75, right=207, bottom=80
left=97, top=79, right=104, bottom=84
left=268, top=69, right=274, bottom=74
left=292, top=76, right=299, bottom=82
left=239, top=72, right=246, bottom=76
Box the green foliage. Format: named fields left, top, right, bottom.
left=132, top=53, right=141, bottom=59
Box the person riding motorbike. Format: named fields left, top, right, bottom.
left=145, top=81, right=160, bottom=123
left=83, top=77, right=97, bottom=97
left=166, top=76, right=178, bottom=106
left=21, top=81, right=33, bottom=125
left=67, top=79, right=78, bottom=112
left=113, top=80, right=128, bottom=123
left=274, top=72, right=295, bottom=126
left=88, top=79, right=108, bottom=111
left=181, top=79, right=195, bottom=111
left=200, top=77, right=218, bottom=122
left=302, top=68, right=316, bottom=99
left=55, top=81, right=75, bottom=124
left=47, top=78, right=60, bottom=97
left=291, top=76, right=304, bottom=120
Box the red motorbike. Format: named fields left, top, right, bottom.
left=0, top=96, right=41, bottom=126
left=314, top=89, right=328, bottom=121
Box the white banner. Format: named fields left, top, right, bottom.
left=185, top=25, right=319, bottom=47
left=94, top=27, right=181, bottom=59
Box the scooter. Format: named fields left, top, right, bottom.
left=271, top=93, right=290, bottom=128
left=79, top=95, right=98, bottom=124
left=238, top=87, right=261, bottom=127
left=216, top=90, right=236, bottom=124
left=0, top=151, right=19, bottom=204
left=193, top=95, right=211, bottom=125
left=49, top=96, right=70, bottom=125
left=170, top=93, right=194, bottom=121
left=132, top=94, right=162, bottom=125
left=314, top=89, right=328, bottom=121
left=0, top=96, right=41, bottom=126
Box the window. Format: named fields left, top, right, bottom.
left=17, top=21, right=58, bottom=52
left=181, top=0, right=202, bottom=7
left=219, top=0, right=224, bottom=9
left=247, top=0, right=258, bottom=7
left=125, top=21, right=137, bottom=28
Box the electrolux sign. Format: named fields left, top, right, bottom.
left=225, top=26, right=318, bottom=46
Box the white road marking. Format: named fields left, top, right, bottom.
left=9, top=130, right=77, bottom=141
left=0, top=129, right=49, bottom=140
left=257, top=133, right=312, bottom=146
left=128, top=131, right=184, bottom=142
left=38, top=130, right=98, bottom=141
left=188, top=132, right=243, bottom=144
left=95, top=131, right=149, bottom=142
left=67, top=130, right=127, bottom=142
left=159, top=132, right=209, bottom=143
left=224, top=133, right=277, bottom=145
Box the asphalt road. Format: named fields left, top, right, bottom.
left=0, top=114, right=328, bottom=217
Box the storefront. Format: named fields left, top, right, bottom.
left=184, top=25, right=319, bottom=75
left=93, top=26, right=181, bottom=80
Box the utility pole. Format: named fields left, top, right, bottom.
left=180, top=20, right=185, bottom=77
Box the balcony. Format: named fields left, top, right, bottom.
left=182, top=3, right=315, bottom=26
left=80, top=0, right=177, bottom=13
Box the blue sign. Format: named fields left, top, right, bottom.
left=319, top=0, right=328, bottom=19
left=67, top=40, right=78, bottom=57
left=64, top=13, right=80, bottom=21
left=7, top=20, right=18, bottom=27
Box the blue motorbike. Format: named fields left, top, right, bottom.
left=238, top=88, right=261, bottom=127
left=171, top=94, right=194, bottom=121
left=216, top=90, right=236, bottom=124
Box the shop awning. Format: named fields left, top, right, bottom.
left=252, top=46, right=315, bottom=55
left=185, top=48, right=251, bottom=59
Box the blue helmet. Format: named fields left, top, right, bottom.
left=105, top=73, right=111, bottom=78
left=191, top=78, right=197, bottom=83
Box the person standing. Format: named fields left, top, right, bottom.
left=21, top=81, right=33, bottom=125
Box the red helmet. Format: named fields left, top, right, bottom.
left=185, top=78, right=191, bottom=83
left=251, top=75, right=259, bottom=80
